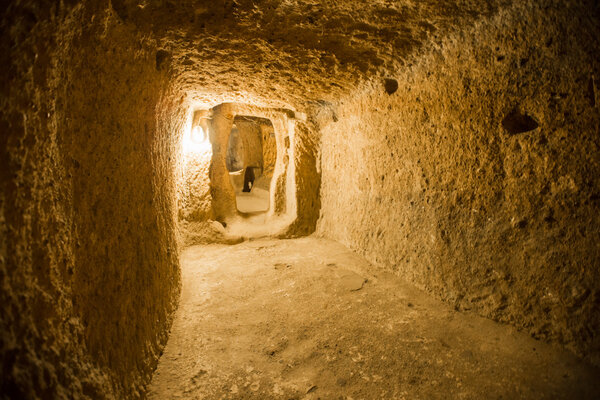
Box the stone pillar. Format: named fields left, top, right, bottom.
left=208, top=104, right=237, bottom=221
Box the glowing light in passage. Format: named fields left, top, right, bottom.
left=183, top=124, right=211, bottom=154
left=191, top=126, right=206, bottom=143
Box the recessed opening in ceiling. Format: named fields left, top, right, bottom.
left=226, top=115, right=276, bottom=214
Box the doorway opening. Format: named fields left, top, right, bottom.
left=226, top=116, right=276, bottom=214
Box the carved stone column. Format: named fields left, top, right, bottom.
left=208, top=104, right=237, bottom=221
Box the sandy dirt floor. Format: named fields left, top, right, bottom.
left=148, top=238, right=599, bottom=399
left=235, top=188, right=270, bottom=214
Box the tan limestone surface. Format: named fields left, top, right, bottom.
left=317, top=0, right=600, bottom=367
left=148, top=238, right=600, bottom=399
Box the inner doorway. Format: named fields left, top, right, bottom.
left=226, top=116, right=276, bottom=214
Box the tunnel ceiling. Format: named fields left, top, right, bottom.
left=112, top=0, right=508, bottom=109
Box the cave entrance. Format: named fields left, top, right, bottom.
left=226, top=116, right=276, bottom=214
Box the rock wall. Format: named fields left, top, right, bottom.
left=235, top=118, right=264, bottom=173
left=318, top=0, right=600, bottom=365
left=1, top=1, right=182, bottom=397
left=285, top=120, right=321, bottom=237
left=261, top=122, right=277, bottom=181
left=179, top=152, right=213, bottom=222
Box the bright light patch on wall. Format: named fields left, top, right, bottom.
left=183, top=122, right=211, bottom=154
left=191, top=126, right=206, bottom=143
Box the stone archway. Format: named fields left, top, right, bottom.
left=207, top=103, right=299, bottom=228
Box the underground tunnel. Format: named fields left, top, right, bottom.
left=1, top=0, right=599, bottom=399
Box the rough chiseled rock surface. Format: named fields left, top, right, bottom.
left=317, top=0, right=600, bottom=366
left=1, top=0, right=599, bottom=398
left=179, top=152, right=213, bottom=223
left=112, top=0, right=507, bottom=108
left=1, top=1, right=182, bottom=398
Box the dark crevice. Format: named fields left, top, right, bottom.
left=502, top=109, right=539, bottom=134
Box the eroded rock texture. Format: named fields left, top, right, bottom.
left=1, top=2, right=182, bottom=397
left=318, top=1, right=600, bottom=366
left=179, top=152, right=212, bottom=222
left=1, top=0, right=599, bottom=398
